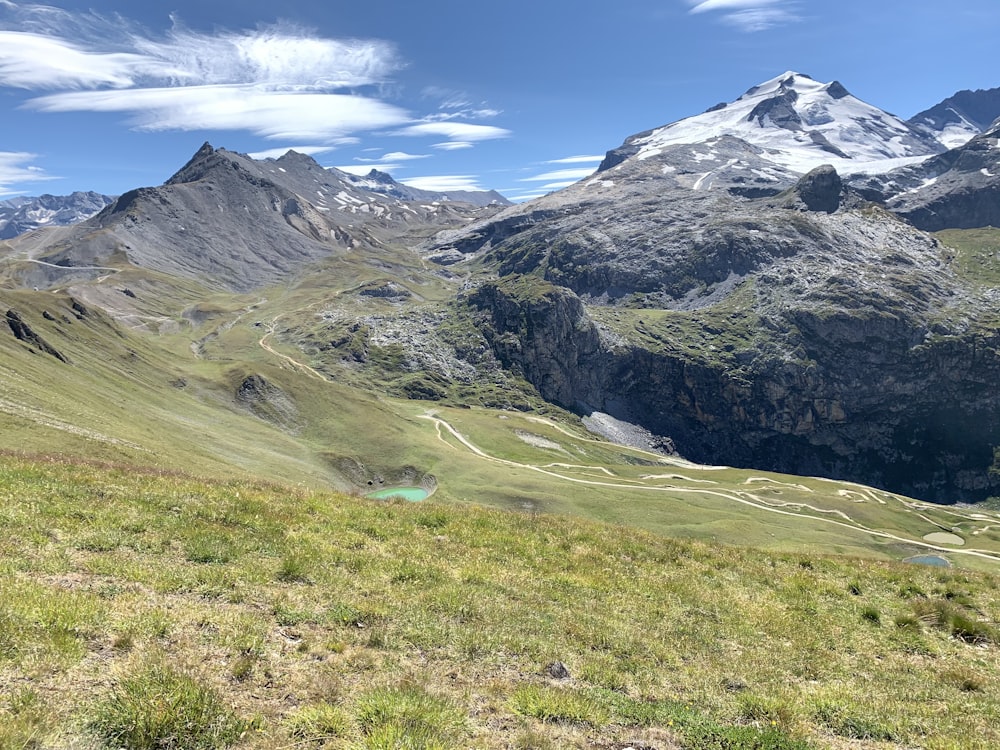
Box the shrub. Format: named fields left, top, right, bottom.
left=356, top=682, right=465, bottom=749
left=287, top=702, right=352, bottom=742
left=812, top=700, right=896, bottom=741
left=942, top=667, right=984, bottom=692
left=861, top=606, right=881, bottom=626
left=682, top=721, right=811, bottom=750
left=510, top=684, right=608, bottom=725
left=89, top=663, right=251, bottom=749
left=276, top=553, right=313, bottom=583
left=184, top=533, right=235, bottom=564
left=912, top=598, right=997, bottom=644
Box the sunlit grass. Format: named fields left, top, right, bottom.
left=0, top=457, right=998, bottom=748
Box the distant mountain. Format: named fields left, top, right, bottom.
left=421, top=71, right=1000, bottom=503
left=909, top=86, right=1000, bottom=149
left=6, top=144, right=502, bottom=291
left=343, top=169, right=511, bottom=207
left=848, top=118, right=1000, bottom=231
left=598, top=71, right=945, bottom=176
left=0, top=191, right=113, bottom=240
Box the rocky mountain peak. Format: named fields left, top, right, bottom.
left=909, top=86, right=1000, bottom=148
left=600, top=72, right=945, bottom=179
left=365, top=169, right=396, bottom=185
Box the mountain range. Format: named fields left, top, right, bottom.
left=0, top=190, right=113, bottom=240
left=2, top=71, right=1000, bottom=512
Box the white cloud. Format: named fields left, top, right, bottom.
left=720, top=8, right=798, bottom=31
left=130, top=27, right=397, bottom=89
left=425, top=107, right=502, bottom=122
left=0, top=8, right=508, bottom=148
left=29, top=86, right=410, bottom=141
left=247, top=145, right=336, bottom=160
left=395, top=122, right=511, bottom=143
left=688, top=0, right=783, bottom=12
left=336, top=163, right=402, bottom=176
left=0, top=10, right=398, bottom=91
left=356, top=151, right=429, bottom=162
left=520, top=167, right=595, bottom=183
left=0, top=150, right=54, bottom=196
left=685, top=0, right=800, bottom=31
left=0, top=31, right=150, bottom=89
left=433, top=141, right=474, bottom=151
left=546, top=155, right=605, bottom=164
left=400, top=175, right=485, bottom=192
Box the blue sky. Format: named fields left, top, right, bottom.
left=0, top=0, right=996, bottom=201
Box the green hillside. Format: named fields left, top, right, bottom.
left=0, top=278, right=1000, bottom=569
left=1, top=457, right=998, bottom=749
left=3, top=284, right=1000, bottom=569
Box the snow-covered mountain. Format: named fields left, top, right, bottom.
left=909, top=86, right=1000, bottom=149
left=600, top=71, right=946, bottom=177
left=848, top=117, right=1000, bottom=231
left=343, top=169, right=510, bottom=207
left=0, top=191, right=114, bottom=240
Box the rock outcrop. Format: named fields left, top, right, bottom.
left=790, top=165, right=842, bottom=213
left=848, top=121, right=1000, bottom=231
left=5, top=309, right=68, bottom=363
left=235, top=373, right=299, bottom=431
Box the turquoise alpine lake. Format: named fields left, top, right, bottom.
left=904, top=554, right=951, bottom=567
left=365, top=487, right=430, bottom=502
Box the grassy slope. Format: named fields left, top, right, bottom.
left=3, top=278, right=1000, bottom=571
left=1, top=457, right=999, bottom=750
left=1, top=228, right=999, bottom=748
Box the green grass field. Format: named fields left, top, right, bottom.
left=1, top=456, right=998, bottom=749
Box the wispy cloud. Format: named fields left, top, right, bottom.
left=0, top=4, right=508, bottom=148
left=520, top=167, right=595, bottom=183
left=0, top=151, right=53, bottom=196
left=400, top=175, right=485, bottom=192
left=395, top=122, right=511, bottom=142
left=546, top=155, right=605, bottom=165
left=685, top=0, right=801, bottom=32
left=247, top=145, right=336, bottom=160
left=30, top=87, right=408, bottom=140
left=433, top=141, right=474, bottom=151
left=335, top=163, right=402, bottom=176
left=355, top=151, right=429, bottom=162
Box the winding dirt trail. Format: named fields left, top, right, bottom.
left=420, top=413, right=1000, bottom=565
left=247, top=314, right=1000, bottom=566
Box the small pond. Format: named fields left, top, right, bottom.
left=904, top=554, right=952, bottom=568
left=365, top=486, right=430, bottom=502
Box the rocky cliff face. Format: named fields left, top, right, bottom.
left=464, top=263, right=1000, bottom=503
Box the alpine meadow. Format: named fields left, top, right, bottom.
left=2, top=3, right=1000, bottom=748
